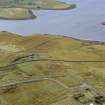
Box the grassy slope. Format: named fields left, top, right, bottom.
left=0, top=32, right=24, bottom=66
left=0, top=32, right=105, bottom=105
left=0, top=8, right=36, bottom=20
left=17, top=0, right=76, bottom=10
left=0, top=0, right=76, bottom=10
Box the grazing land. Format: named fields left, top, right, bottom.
left=0, top=0, right=76, bottom=20
left=0, top=0, right=76, bottom=10
left=0, top=8, right=35, bottom=20
left=0, top=32, right=105, bottom=105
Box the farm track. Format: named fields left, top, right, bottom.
left=0, top=56, right=104, bottom=91
left=0, top=75, right=79, bottom=91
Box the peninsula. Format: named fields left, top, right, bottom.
left=0, top=0, right=76, bottom=20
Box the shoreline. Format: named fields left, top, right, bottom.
left=31, top=34, right=105, bottom=45
left=0, top=31, right=105, bottom=44
left=0, top=4, right=76, bottom=20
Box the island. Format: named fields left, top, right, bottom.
left=0, top=0, right=76, bottom=20
left=0, top=32, right=105, bottom=105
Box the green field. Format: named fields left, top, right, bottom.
left=0, top=8, right=36, bottom=20
left=0, top=0, right=76, bottom=20
left=0, top=0, right=76, bottom=10
left=0, top=32, right=105, bottom=105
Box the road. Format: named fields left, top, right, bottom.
left=0, top=77, right=49, bottom=89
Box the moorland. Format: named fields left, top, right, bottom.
left=0, top=32, right=105, bottom=105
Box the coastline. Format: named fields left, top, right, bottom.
left=0, top=4, right=76, bottom=20
left=16, top=32, right=105, bottom=44
left=1, top=31, right=105, bottom=44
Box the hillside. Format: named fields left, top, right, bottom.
left=0, top=0, right=76, bottom=10
left=0, top=32, right=105, bottom=105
